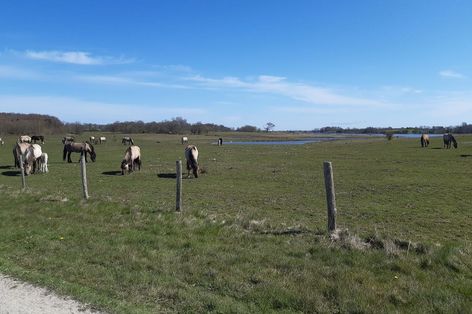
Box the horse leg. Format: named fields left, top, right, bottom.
left=68, top=151, right=72, bottom=163
left=186, top=161, right=191, bottom=178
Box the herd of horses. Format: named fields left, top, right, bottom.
left=3, top=132, right=461, bottom=177
left=8, top=135, right=200, bottom=178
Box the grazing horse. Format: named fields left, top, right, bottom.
left=420, top=134, right=430, bottom=147
left=38, top=153, right=49, bottom=173
left=13, top=142, right=31, bottom=168
left=443, top=133, right=458, bottom=149
left=121, top=145, right=141, bottom=175
left=18, top=135, right=31, bottom=143
left=90, top=136, right=96, bottom=144
left=24, top=144, right=42, bottom=175
left=31, top=135, right=45, bottom=144
left=62, top=136, right=75, bottom=144
left=122, top=136, right=134, bottom=145
left=181, top=136, right=188, bottom=144
left=185, top=144, right=199, bottom=178
left=63, top=141, right=96, bottom=163
left=99, top=136, right=106, bottom=144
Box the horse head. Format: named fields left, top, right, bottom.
left=86, top=142, right=97, bottom=162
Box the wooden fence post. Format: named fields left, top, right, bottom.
left=19, top=155, right=26, bottom=190
left=176, top=160, right=182, bottom=211
left=80, top=154, right=89, bottom=200
left=323, top=161, right=336, bottom=232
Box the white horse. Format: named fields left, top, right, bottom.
left=24, top=144, right=42, bottom=175
left=181, top=136, right=188, bottom=144
left=38, top=153, right=49, bottom=173
left=185, top=144, right=199, bottom=178
left=121, top=145, right=141, bottom=175
left=99, top=136, right=106, bottom=144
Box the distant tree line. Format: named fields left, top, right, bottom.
left=1, top=112, right=471, bottom=135
left=315, top=122, right=472, bottom=134
left=0, top=113, right=63, bottom=135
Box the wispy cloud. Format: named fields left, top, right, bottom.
left=75, top=74, right=189, bottom=89
left=439, top=69, right=466, bottom=79
left=187, top=75, right=383, bottom=107
left=23, top=50, right=134, bottom=65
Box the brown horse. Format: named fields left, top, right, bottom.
left=63, top=141, right=96, bottom=163
left=185, top=144, right=199, bottom=178
left=121, top=145, right=141, bottom=175
left=420, top=134, right=430, bottom=147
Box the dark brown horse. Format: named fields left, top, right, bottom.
left=31, top=135, right=45, bottom=144
left=63, top=141, right=96, bottom=163
left=443, top=133, right=458, bottom=149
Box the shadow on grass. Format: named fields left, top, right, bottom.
left=0, top=165, right=12, bottom=169
left=2, top=170, right=21, bottom=177
left=158, top=173, right=176, bottom=179
left=102, top=171, right=122, bottom=176
left=460, top=154, right=472, bottom=158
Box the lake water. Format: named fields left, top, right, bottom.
left=218, top=134, right=444, bottom=145
left=221, top=136, right=360, bottom=145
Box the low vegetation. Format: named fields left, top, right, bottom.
left=0, top=132, right=470, bottom=313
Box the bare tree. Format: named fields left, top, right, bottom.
left=264, top=122, right=275, bottom=132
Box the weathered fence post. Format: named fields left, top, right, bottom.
left=80, top=154, right=89, bottom=200
left=19, top=155, right=26, bottom=190
left=323, top=161, right=336, bottom=232
left=176, top=160, right=182, bottom=211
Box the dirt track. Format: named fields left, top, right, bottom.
left=0, top=274, right=100, bottom=314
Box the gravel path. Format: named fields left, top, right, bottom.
left=0, top=274, right=101, bottom=314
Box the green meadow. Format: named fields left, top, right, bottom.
left=0, top=132, right=471, bottom=313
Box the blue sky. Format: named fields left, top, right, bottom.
left=1, top=0, right=471, bottom=130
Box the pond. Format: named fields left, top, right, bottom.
left=218, top=136, right=364, bottom=145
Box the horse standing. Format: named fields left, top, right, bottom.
left=218, top=137, right=223, bottom=146
left=185, top=144, right=199, bottom=178
left=0, top=137, right=4, bottom=145
left=443, top=133, right=458, bottom=149
left=13, top=142, right=31, bottom=168
left=63, top=142, right=96, bottom=163
left=181, top=136, right=188, bottom=144
left=121, top=145, right=141, bottom=175
left=99, top=136, right=106, bottom=144
left=31, top=135, right=45, bottom=144
left=90, top=136, right=96, bottom=144
left=420, top=134, right=430, bottom=147
left=24, top=144, right=42, bottom=175
left=122, top=136, right=134, bottom=145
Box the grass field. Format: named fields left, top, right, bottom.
left=0, top=132, right=471, bottom=313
